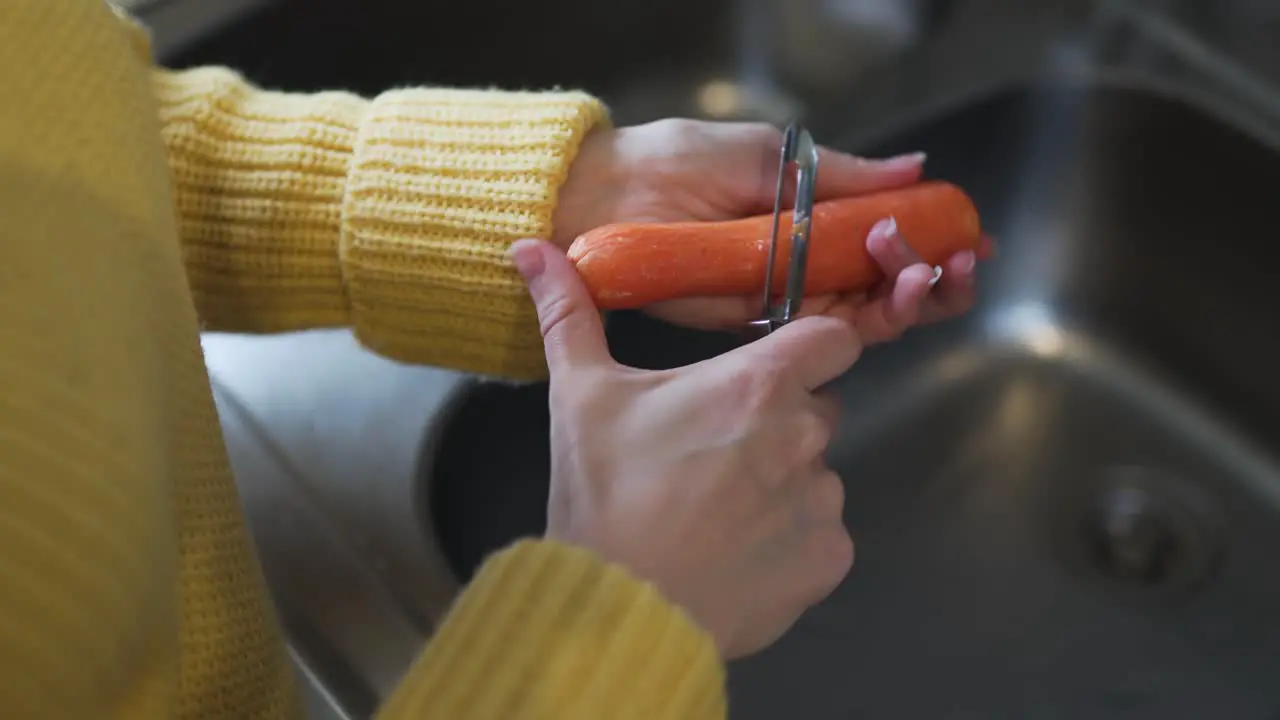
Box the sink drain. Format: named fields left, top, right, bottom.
left=1054, top=466, right=1223, bottom=595
left=1086, top=483, right=1200, bottom=587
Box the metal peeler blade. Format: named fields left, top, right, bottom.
left=746, top=122, right=821, bottom=339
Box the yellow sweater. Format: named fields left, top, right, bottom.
left=0, top=1, right=724, bottom=718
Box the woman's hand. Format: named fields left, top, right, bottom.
left=511, top=237, right=859, bottom=660
left=553, top=119, right=993, bottom=345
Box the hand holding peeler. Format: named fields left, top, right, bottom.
left=745, top=122, right=821, bottom=340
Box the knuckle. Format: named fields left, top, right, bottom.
left=656, top=117, right=703, bottom=145
left=801, top=315, right=863, bottom=354
left=535, top=292, right=580, bottom=341
left=795, top=414, right=833, bottom=462
left=830, top=319, right=865, bottom=355
left=826, top=527, right=856, bottom=578
left=814, top=392, right=842, bottom=430
left=808, top=471, right=846, bottom=520
left=804, top=525, right=855, bottom=602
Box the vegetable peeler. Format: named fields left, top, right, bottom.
left=746, top=122, right=820, bottom=339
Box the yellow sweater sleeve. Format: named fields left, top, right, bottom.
left=0, top=3, right=729, bottom=719
left=153, top=65, right=607, bottom=380
left=148, top=63, right=731, bottom=720
left=380, top=540, right=727, bottom=719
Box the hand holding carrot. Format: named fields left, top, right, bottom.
left=510, top=236, right=857, bottom=660
left=552, top=119, right=994, bottom=345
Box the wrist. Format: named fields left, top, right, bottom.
left=551, top=125, right=624, bottom=251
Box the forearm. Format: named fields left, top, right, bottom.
left=151, top=63, right=607, bottom=380
left=155, top=66, right=357, bottom=333
left=378, top=540, right=726, bottom=719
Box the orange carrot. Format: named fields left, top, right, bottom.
left=567, top=180, right=984, bottom=310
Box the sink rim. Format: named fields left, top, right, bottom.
left=407, top=374, right=480, bottom=625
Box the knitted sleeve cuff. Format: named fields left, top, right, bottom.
left=378, top=539, right=726, bottom=720
left=340, top=88, right=609, bottom=380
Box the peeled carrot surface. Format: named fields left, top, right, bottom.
left=567, top=180, right=984, bottom=310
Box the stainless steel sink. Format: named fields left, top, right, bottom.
left=426, top=79, right=1280, bottom=718
left=169, top=0, right=1280, bottom=717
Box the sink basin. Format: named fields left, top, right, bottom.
left=426, top=80, right=1280, bottom=718
left=167, top=1, right=1280, bottom=716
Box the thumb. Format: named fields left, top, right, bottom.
left=509, top=238, right=612, bottom=374
left=746, top=315, right=863, bottom=391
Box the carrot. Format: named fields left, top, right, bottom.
left=567, top=180, right=984, bottom=310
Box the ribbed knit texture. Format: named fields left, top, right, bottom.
left=383, top=540, right=725, bottom=719
left=0, top=1, right=726, bottom=718
left=155, top=65, right=608, bottom=380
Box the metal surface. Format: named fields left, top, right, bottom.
left=161, top=0, right=1091, bottom=127
left=202, top=331, right=471, bottom=720
left=428, top=78, right=1280, bottom=718
left=749, top=123, right=820, bottom=338
left=733, top=0, right=952, bottom=120
left=160, top=1, right=1278, bottom=135
left=126, top=0, right=276, bottom=60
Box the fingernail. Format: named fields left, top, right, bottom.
left=866, top=151, right=927, bottom=171
left=508, top=239, right=546, bottom=281
left=928, top=265, right=943, bottom=288
left=868, top=216, right=897, bottom=241
left=878, top=215, right=912, bottom=254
